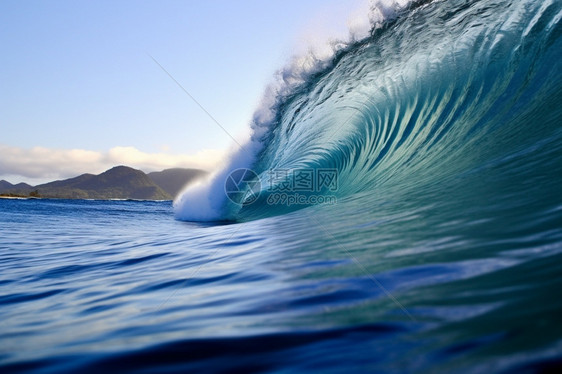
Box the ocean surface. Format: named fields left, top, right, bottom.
left=2, top=0, right=562, bottom=372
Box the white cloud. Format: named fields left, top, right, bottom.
left=0, top=144, right=225, bottom=183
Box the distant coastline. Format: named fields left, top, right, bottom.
left=0, top=166, right=207, bottom=201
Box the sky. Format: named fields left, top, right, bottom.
left=0, top=0, right=369, bottom=184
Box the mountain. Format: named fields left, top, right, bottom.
left=0, top=166, right=169, bottom=200
left=0, top=180, right=14, bottom=190
left=147, top=168, right=207, bottom=198
left=0, top=166, right=208, bottom=200
left=0, top=181, right=34, bottom=197
left=14, top=182, right=33, bottom=189
left=34, top=166, right=171, bottom=200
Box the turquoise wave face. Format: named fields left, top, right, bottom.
left=234, top=0, right=562, bottom=221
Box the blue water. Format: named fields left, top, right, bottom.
left=3, top=0, right=562, bottom=372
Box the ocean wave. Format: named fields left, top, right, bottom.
left=175, top=0, right=562, bottom=222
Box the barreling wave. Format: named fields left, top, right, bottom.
left=175, top=0, right=562, bottom=222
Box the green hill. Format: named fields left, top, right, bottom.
left=0, top=180, right=34, bottom=197
left=0, top=180, right=14, bottom=191
left=34, top=166, right=171, bottom=200
left=0, top=166, right=208, bottom=200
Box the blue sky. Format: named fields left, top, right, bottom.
left=0, top=0, right=368, bottom=184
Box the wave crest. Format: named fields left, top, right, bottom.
left=175, top=0, right=562, bottom=222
